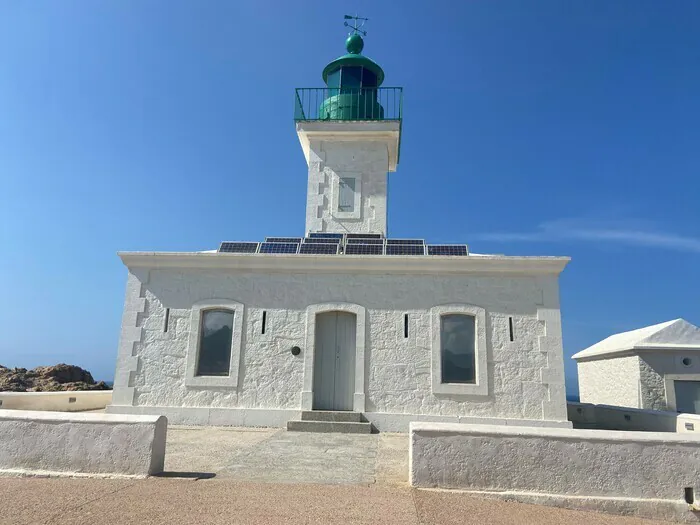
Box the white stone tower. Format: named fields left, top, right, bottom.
left=295, top=31, right=401, bottom=236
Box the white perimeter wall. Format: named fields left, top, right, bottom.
left=0, top=391, right=112, bottom=412
left=568, top=401, right=700, bottom=433
left=410, top=422, right=700, bottom=521
left=111, top=267, right=567, bottom=428
left=577, top=356, right=641, bottom=408
left=0, top=410, right=167, bottom=477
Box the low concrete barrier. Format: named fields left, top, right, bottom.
left=410, top=422, right=700, bottom=522
left=0, top=391, right=112, bottom=412
left=0, top=410, right=167, bottom=477
left=568, top=401, right=700, bottom=433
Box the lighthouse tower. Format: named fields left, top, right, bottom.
left=295, top=27, right=402, bottom=237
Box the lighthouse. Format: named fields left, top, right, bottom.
left=295, top=26, right=402, bottom=237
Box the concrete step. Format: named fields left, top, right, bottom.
left=300, top=410, right=362, bottom=423
left=286, top=420, right=372, bottom=434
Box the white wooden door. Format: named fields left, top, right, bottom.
left=313, top=312, right=356, bottom=411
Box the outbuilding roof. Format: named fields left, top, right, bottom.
left=572, top=319, right=700, bottom=361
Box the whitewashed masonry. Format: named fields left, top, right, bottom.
left=108, top=253, right=570, bottom=431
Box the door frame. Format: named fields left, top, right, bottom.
left=665, top=374, right=700, bottom=412
left=302, top=302, right=366, bottom=412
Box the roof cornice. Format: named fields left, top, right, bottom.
left=573, top=344, right=700, bottom=362
left=118, top=251, right=570, bottom=276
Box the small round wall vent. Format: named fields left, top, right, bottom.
left=682, top=357, right=693, bottom=367
left=291, top=346, right=301, bottom=356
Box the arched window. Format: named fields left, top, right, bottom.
left=440, top=314, right=476, bottom=384
left=196, top=309, right=234, bottom=377
left=430, top=304, right=488, bottom=396
left=185, top=299, right=244, bottom=388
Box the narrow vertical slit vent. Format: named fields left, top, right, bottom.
left=262, top=311, right=267, bottom=334
left=404, top=314, right=409, bottom=338
left=164, top=308, right=170, bottom=333
left=508, top=316, right=514, bottom=342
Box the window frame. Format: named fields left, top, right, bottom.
left=331, top=172, right=361, bottom=220
left=185, top=299, right=244, bottom=388
left=430, top=304, right=488, bottom=396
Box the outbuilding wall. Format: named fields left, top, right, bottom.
left=110, top=267, right=567, bottom=430
left=577, top=356, right=641, bottom=408
left=640, top=352, right=700, bottom=411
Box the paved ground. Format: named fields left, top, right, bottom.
left=164, top=426, right=407, bottom=484
left=1, top=426, right=674, bottom=525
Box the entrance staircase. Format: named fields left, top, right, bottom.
left=286, top=411, right=372, bottom=434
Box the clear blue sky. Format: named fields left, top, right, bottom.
left=1, top=1, right=698, bottom=391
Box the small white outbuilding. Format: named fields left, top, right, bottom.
left=573, top=319, right=700, bottom=413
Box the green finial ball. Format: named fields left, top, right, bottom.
left=346, top=33, right=364, bottom=54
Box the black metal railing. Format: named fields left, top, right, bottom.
left=294, top=87, right=402, bottom=121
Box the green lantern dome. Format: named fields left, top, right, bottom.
left=319, top=33, right=386, bottom=120
left=321, top=34, right=385, bottom=87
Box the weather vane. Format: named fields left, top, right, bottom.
left=344, top=14, right=368, bottom=36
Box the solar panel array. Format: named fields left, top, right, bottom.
left=427, top=245, right=468, bottom=256
left=259, top=242, right=299, bottom=254
left=265, top=237, right=302, bottom=243
left=299, top=243, right=339, bottom=255
left=345, top=243, right=384, bottom=255
left=386, top=244, right=426, bottom=255
left=219, top=242, right=259, bottom=253
left=219, top=236, right=468, bottom=256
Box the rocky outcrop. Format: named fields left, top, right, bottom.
left=0, top=364, right=110, bottom=392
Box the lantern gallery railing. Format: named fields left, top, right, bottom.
left=294, top=87, right=402, bottom=122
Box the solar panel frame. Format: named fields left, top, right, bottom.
left=345, top=238, right=385, bottom=245
left=427, top=245, right=469, bottom=256
left=303, top=237, right=342, bottom=244
left=299, top=243, right=339, bottom=255
left=386, top=244, right=426, bottom=255
left=344, top=243, right=385, bottom=255
left=386, top=239, right=425, bottom=245
left=345, top=233, right=382, bottom=239
left=309, top=232, right=344, bottom=239
left=218, top=242, right=259, bottom=253
left=265, top=237, right=302, bottom=243
left=258, top=242, right=300, bottom=254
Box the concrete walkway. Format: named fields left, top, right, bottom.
left=0, top=426, right=675, bottom=524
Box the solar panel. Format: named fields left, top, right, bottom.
left=299, top=243, right=339, bottom=255
left=303, top=237, right=342, bottom=244
left=344, top=243, right=384, bottom=255
left=386, top=244, right=426, bottom=255
left=259, top=242, right=299, bottom=254
left=309, top=232, right=344, bottom=239
left=427, top=245, right=468, bottom=256
left=265, top=237, right=302, bottom=243
left=219, top=242, right=259, bottom=253
left=346, top=233, right=382, bottom=239
left=345, top=238, right=385, bottom=245
left=386, top=239, right=425, bottom=245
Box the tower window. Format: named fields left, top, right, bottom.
left=338, top=177, right=356, bottom=212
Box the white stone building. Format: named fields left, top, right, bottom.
left=573, top=319, right=700, bottom=413
left=107, top=34, right=571, bottom=432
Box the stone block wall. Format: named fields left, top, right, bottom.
left=305, top=140, right=388, bottom=235
left=111, top=268, right=567, bottom=426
